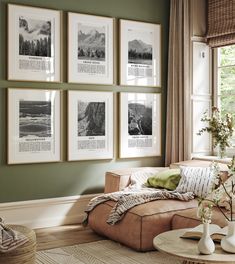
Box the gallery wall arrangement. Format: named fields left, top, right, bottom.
left=6, top=3, right=162, bottom=164
left=0, top=0, right=170, bottom=202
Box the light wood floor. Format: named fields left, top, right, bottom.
left=35, top=224, right=105, bottom=251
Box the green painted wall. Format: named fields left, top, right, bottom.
left=0, top=0, right=170, bottom=202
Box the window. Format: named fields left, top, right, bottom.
left=216, top=45, right=235, bottom=148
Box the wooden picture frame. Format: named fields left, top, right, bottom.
left=8, top=4, right=61, bottom=82
left=8, top=88, right=61, bottom=164
left=68, top=12, right=114, bottom=85
left=119, top=19, right=161, bottom=87
left=119, top=92, right=161, bottom=158
left=68, top=90, right=113, bottom=161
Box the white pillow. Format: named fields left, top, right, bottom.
left=175, top=166, right=214, bottom=198
left=128, top=169, right=159, bottom=190
left=126, top=168, right=168, bottom=190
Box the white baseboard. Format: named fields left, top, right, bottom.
left=0, top=194, right=99, bottom=229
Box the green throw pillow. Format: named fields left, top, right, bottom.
left=146, top=169, right=181, bottom=190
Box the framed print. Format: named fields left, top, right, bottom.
left=8, top=4, right=61, bottom=82
left=120, top=19, right=161, bottom=87
left=68, top=90, right=113, bottom=161
left=8, top=88, right=61, bottom=164
left=68, top=13, right=113, bottom=84
left=119, top=92, right=161, bottom=158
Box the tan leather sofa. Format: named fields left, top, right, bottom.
left=88, top=161, right=229, bottom=251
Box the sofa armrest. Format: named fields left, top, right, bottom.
left=104, top=167, right=166, bottom=193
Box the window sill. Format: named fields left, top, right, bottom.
left=192, top=155, right=232, bottom=165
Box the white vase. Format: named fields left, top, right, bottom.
left=198, top=223, right=215, bottom=255
left=218, top=143, right=226, bottom=159
left=221, top=221, right=235, bottom=253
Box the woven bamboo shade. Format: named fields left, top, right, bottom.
left=207, top=0, right=235, bottom=47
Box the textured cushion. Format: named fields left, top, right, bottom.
left=88, top=198, right=197, bottom=251
left=147, top=169, right=181, bottom=190
left=175, top=166, right=214, bottom=198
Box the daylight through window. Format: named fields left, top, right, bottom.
left=217, top=45, right=235, bottom=147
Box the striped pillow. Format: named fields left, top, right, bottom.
left=175, top=166, right=214, bottom=198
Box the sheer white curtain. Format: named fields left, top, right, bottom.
left=165, top=0, right=191, bottom=166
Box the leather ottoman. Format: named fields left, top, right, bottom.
left=88, top=199, right=197, bottom=251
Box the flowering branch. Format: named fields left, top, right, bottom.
left=198, top=158, right=235, bottom=223
left=198, top=198, right=230, bottom=222
left=221, top=181, right=232, bottom=200
left=197, top=107, right=234, bottom=157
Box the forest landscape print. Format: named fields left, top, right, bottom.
left=19, top=16, right=51, bottom=57
left=19, top=101, right=51, bottom=138
left=77, top=23, right=105, bottom=61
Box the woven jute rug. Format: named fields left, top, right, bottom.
left=36, top=240, right=181, bottom=264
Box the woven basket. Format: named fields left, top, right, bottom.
left=0, top=225, right=36, bottom=264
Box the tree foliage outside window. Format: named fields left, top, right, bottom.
left=218, top=45, right=235, bottom=146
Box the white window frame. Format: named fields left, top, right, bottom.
left=213, top=47, right=235, bottom=157
left=191, top=42, right=212, bottom=158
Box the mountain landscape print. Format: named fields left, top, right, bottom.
left=77, top=23, right=105, bottom=61
left=128, top=39, right=152, bottom=65
left=128, top=101, right=152, bottom=136
left=19, top=101, right=51, bottom=138
left=77, top=101, right=105, bottom=136
left=19, top=16, right=51, bottom=57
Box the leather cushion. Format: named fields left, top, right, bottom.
left=171, top=207, right=227, bottom=230
left=88, top=199, right=197, bottom=251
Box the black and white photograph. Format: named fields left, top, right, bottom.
left=8, top=88, right=61, bottom=164
left=128, top=100, right=152, bottom=135
left=19, top=16, right=51, bottom=57
left=120, top=19, right=161, bottom=87
left=78, top=23, right=105, bottom=61
left=128, top=31, right=152, bottom=65
left=68, top=13, right=113, bottom=84
left=8, top=4, right=61, bottom=82
left=68, top=91, right=113, bottom=161
left=19, top=100, right=51, bottom=138
left=120, top=92, right=161, bottom=158
left=77, top=101, right=105, bottom=136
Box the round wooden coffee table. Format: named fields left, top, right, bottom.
left=153, top=229, right=235, bottom=264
